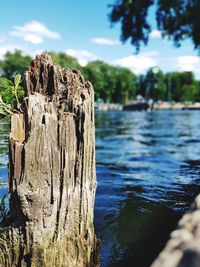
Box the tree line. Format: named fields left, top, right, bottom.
left=1, top=50, right=200, bottom=104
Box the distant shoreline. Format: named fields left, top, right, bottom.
left=95, top=102, right=200, bottom=111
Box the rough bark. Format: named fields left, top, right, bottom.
left=151, top=194, right=200, bottom=267
left=0, top=52, right=99, bottom=267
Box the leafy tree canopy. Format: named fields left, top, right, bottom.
left=109, top=0, right=200, bottom=52
left=1, top=50, right=200, bottom=105
left=83, top=60, right=137, bottom=103
left=49, top=52, right=81, bottom=70
left=0, top=50, right=32, bottom=79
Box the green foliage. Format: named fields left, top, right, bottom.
left=0, top=50, right=32, bottom=79
left=49, top=51, right=81, bottom=70
left=0, top=96, right=13, bottom=115
left=84, top=61, right=116, bottom=102
left=138, top=68, right=167, bottom=101
left=109, top=0, right=200, bottom=51
left=0, top=77, right=14, bottom=103
left=12, top=74, right=23, bottom=111
left=166, top=71, right=197, bottom=102
left=110, top=0, right=153, bottom=51
left=155, top=71, right=167, bottom=101
left=137, top=69, right=200, bottom=103
left=83, top=61, right=137, bottom=103
left=0, top=49, right=200, bottom=104
left=113, top=67, right=137, bottom=103
left=0, top=74, right=24, bottom=115
left=83, top=61, right=106, bottom=100
left=181, top=84, right=197, bottom=102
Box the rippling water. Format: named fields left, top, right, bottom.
left=95, top=110, right=200, bottom=267
left=1, top=111, right=200, bottom=267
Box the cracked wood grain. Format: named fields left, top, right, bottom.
left=0, top=52, right=100, bottom=267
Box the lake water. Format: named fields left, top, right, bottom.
left=1, top=111, right=200, bottom=266
left=95, top=110, right=200, bottom=267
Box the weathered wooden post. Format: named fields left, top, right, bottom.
left=0, top=52, right=99, bottom=266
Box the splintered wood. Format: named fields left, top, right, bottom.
left=0, top=53, right=99, bottom=267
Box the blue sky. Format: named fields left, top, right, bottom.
left=1, top=0, right=200, bottom=78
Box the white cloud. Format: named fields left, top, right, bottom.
left=176, top=56, right=200, bottom=72
left=91, top=37, right=120, bottom=46
left=141, top=50, right=160, bottom=57
left=66, top=49, right=99, bottom=66
left=0, top=47, right=9, bottom=58
left=0, top=45, right=28, bottom=59
left=23, top=34, right=43, bottom=44
left=113, top=52, right=158, bottom=74
left=150, top=30, right=162, bottom=39
left=10, top=20, right=61, bottom=44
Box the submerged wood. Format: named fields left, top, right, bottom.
left=0, top=53, right=99, bottom=266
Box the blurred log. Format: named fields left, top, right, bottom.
left=151, top=194, right=200, bottom=267
left=0, top=52, right=99, bottom=267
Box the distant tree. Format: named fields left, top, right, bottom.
left=164, top=71, right=198, bottom=102
left=137, top=68, right=167, bottom=101
left=113, top=67, right=137, bottom=103
left=171, top=72, right=183, bottom=102
left=0, top=50, right=32, bottom=79
left=181, top=84, right=197, bottom=102
left=85, top=61, right=117, bottom=102
left=109, top=0, right=200, bottom=51
left=83, top=61, right=107, bottom=100
left=145, top=68, right=167, bottom=101
left=179, top=72, right=200, bottom=102
left=83, top=60, right=137, bottom=103
left=179, top=71, right=195, bottom=86
left=155, top=70, right=167, bottom=101
left=193, top=81, right=200, bottom=102
left=137, top=74, right=146, bottom=97
left=136, top=69, right=200, bottom=102
left=1, top=49, right=199, bottom=104
left=49, top=52, right=81, bottom=70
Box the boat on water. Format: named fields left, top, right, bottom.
left=123, top=101, right=149, bottom=111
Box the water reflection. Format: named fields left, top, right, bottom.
left=95, top=110, right=200, bottom=267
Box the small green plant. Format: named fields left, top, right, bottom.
left=0, top=194, right=7, bottom=223
left=0, top=95, right=13, bottom=115
left=0, top=74, right=23, bottom=115
left=12, top=74, right=22, bottom=112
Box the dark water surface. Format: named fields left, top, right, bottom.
left=94, top=110, right=200, bottom=267
left=1, top=111, right=200, bottom=266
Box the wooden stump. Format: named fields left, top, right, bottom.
left=0, top=53, right=99, bottom=267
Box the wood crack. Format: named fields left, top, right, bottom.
left=0, top=52, right=99, bottom=267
